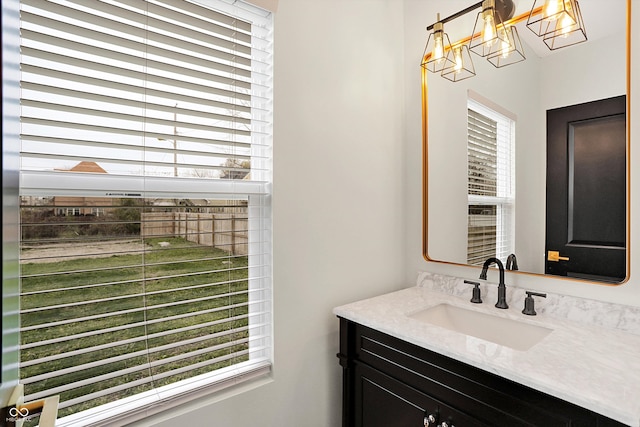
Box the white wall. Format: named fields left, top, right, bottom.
left=404, top=0, right=640, bottom=307
left=135, top=0, right=407, bottom=426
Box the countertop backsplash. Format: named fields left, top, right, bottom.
left=417, top=271, right=640, bottom=336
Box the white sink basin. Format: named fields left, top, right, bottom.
left=408, top=303, right=553, bottom=351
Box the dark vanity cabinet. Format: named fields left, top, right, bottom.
left=338, top=318, right=627, bottom=427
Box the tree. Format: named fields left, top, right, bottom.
left=219, top=158, right=250, bottom=180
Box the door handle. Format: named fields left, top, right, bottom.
left=547, top=250, right=569, bottom=262
left=424, top=414, right=437, bottom=426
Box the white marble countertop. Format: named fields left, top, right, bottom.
left=333, top=284, right=640, bottom=426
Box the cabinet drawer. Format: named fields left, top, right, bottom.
left=358, top=336, right=538, bottom=426
left=356, top=362, right=485, bottom=427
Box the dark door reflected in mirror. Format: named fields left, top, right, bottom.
left=424, top=0, right=630, bottom=285
left=545, top=95, right=626, bottom=283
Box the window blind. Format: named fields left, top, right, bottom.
left=19, top=0, right=273, bottom=425
left=467, top=99, right=515, bottom=265
left=3, top=0, right=22, bottom=395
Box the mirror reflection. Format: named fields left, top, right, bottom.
left=424, top=0, right=628, bottom=283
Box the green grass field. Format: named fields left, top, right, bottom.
left=20, top=237, right=249, bottom=421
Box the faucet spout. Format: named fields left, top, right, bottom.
left=506, top=253, right=518, bottom=271
left=479, top=257, right=509, bottom=309
left=480, top=257, right=504, bottom=284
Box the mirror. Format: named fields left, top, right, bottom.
left=424, top=0, right=629, bottom=283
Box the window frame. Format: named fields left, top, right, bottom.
left=467, top=97, right=516, bottom=265
left=14, top=0, right=274, bottom=424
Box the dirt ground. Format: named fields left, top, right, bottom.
left=20, top=239, right=147, bottom=263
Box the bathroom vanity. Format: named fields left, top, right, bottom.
left=334, top=275, right=640, bottom=426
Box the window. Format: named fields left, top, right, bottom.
left=467, top=98, right=515, bottom=265
left=18, top=0, right=273, bottom=425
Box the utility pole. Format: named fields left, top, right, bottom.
left=173, top=105, right=177, bottom=177
left=158, top=104, right=179, bottom=177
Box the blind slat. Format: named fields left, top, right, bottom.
left=21, top=60, right=251, bottom=106
left=21, top=81, right=251, bottom=125
left=21, top=0, right=252, bottom=55
left=20, top=28, right=251, bottom=81
left=22, top=320, right=268, bottom=376
left=22, top=100, right=250, bottom=137
left=20, top=136, right=253, bottom=163
left=25, top=337, right=269, bottom=402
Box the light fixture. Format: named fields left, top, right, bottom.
left=487, top=25, right=525, bottom=68
left=526, top=0, right=587, bottom=49
left=420, top=0, right=587, bottom=82
left=542, top=0, right=587, bottom=49
left=421, top=14, right=455, bottom=73
left=469, top=0, right=510, bottom=57
left=441, top=45, right=476, bottom=82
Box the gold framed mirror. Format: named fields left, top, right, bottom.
left=422, top=0, right=630, bottom=284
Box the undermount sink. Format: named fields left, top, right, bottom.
left=408, top=303, right=553, bottom=351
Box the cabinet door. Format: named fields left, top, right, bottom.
left=355, top=362, right=485, bottom=427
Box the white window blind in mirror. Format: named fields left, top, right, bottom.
left=19, top=0, right=273, bottom=425
left=467, top=98, right=515, bottom=266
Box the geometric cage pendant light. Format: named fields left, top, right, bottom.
left=421, top=14, right=455, bottom=73
left=441, top=44, right=476, bottom=82
left=487, top=25, right=526, bottom=67
left=469, top=0, right=511, bottom=57
left=526, top=0, right=587, bottom=49
left=542, top=0, right=587, bottom=49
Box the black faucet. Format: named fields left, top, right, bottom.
left=479, top=257, right=509, bottom=309
left=506, top=253, right=518, bottom=271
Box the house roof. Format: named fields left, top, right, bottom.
left=56, top=161, right=108, bottom=174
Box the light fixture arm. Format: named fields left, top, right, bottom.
left=425, top=0, right=515, bottom=31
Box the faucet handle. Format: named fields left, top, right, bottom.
left=464, top=280, right=482, bottom=304
left=522, top=291, right=547, bottom=316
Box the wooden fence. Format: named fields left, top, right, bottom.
left=141, top=212, right=248, bottom=255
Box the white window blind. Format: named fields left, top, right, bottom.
left=467, top=99, right=515, bottom=265
left=19, top=0, right=273, bottom=425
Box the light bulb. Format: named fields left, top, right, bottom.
left=558, top=13, right=575, bottom=37
left=543, top=0, right=562, bottom=21
left=482, top=11, right=496, bottom=47
left=433, top=33, right=444, bottom=63
left=500, top=28, right=510, bottom=58
left=454, top=48, right=463, bottom=73
left=558, top=0, right=576, bottom=36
